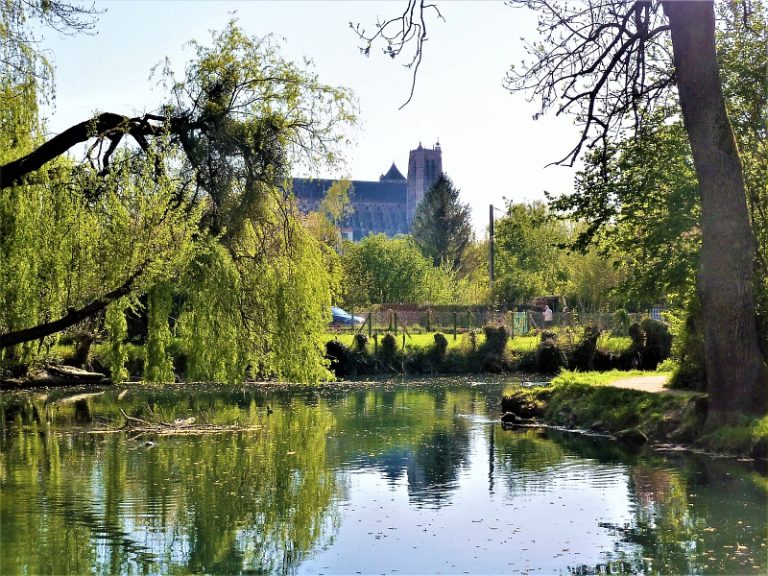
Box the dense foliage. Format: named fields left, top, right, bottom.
left=492, top=201, right=621, bottom=310
left=0, top=10, right=354, bottom=383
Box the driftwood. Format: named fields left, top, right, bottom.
left=89, top=408, right=263, bottom=436
left=1, top=364, right=109, bottom=389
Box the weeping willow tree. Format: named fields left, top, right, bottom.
left=0, top=6, right=355, bottom=383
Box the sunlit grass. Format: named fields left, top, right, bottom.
left=323, top=332, right=630, bottom=355
left=699, top=414, right=768, bottom=454
left=552, top=369, right=654, bottom=387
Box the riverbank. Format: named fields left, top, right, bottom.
left=501, top=370, right=768, bottom=459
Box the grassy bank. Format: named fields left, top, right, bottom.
left=502, top=370, right=768, bottom=458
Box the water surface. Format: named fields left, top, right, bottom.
left=1, top=377, right=765, bottom=574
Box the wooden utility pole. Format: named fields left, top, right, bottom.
left=489, top=204, right=495, bottom=291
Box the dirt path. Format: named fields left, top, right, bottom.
left=608, top=374, right=670, bottom=393
left=607, top=374, right=704, bottom=397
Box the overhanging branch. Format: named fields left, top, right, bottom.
left=0, top=112, right=164, bottom=189
left=0, top=266, right=146, bottom=349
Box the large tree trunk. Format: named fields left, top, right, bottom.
left=663, top=1, right=767, bottom=423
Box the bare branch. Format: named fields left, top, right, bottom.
left=351, top=0, right=444, bottom=108
left=506, top=0, right=675, bottom=166
left=0, top=112, right=165, bottom=188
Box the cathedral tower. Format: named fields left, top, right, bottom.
left=406, top=141, right=442, bottom=224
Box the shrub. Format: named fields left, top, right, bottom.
left=463, top=330, right=478, bottom=352
left=380, top=333, right=397, bottom=360
left=433, top=332, right=449, bottom=361
left=640, top=318, right=673, bottom=369
left=571, top=325, right=601, bottom=371
left=616, top=322, right=645, bottom=369
left=481, top=324, right=510, bottom=355
left=540, top=330, right=558, bottom=343
left=353, top=333, right=369, bottom=352
left=325, top=339, right=351, bottom=377
left=536, top=337, right=567, bottom=374
left=668, top=300, right=706, bottom=391
left=628, top=322, right=645, bottom=350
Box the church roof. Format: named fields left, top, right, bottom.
left=380, top=162, right=406, bottom=181
left=292, top=177, right=407, bottom=203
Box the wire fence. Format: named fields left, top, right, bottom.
left=332, top=306, right=650, bottom=338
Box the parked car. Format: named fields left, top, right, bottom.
left=331, top=306, right=365, bottom=326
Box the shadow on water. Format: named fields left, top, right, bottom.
left=1, top=378, right=766, bottom=575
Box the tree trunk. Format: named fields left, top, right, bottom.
left=663, top=1, right=767, bottom=423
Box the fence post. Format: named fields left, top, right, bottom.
left=368, top=312, right=372, bottom=337
left=394, top=312, right=398, bottom=335
left=453, top=311, right=457, bottom=341
left=425, top=309, right=431, bottom=332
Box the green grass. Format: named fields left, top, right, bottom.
left=508, top=336, right=540, bottom=352
left=323, top=333, right=629, bottom=355
left=327, top=332, right=465, bottom=351
left=506, top=375, right=689, bottom=437
left=552, top=369, right=658, bottom=387
left=508, top=369, right=768, bottom=456
left=597, top=334, right=632, bottom=354
left=698, top=414, right=768, bottom=454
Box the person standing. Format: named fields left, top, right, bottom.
left=543, top=304, right=553, bottom=326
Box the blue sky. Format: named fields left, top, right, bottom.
left=41, top=1, right=580, bottom=234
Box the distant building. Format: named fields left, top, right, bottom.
left=293, top=141, right=442, bottom=240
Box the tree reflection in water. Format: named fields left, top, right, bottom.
left=0, top=388, right=339, bottom=575
left=0, top=382, right=765, bottom=575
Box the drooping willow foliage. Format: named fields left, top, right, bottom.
left=144, top=284, right=175, bottom=384
left=177, top=204, right=338, bottom=384
left=104, top=299, right=129, bottom=384
left=0, top=7, right=354, bottom=383
left=177, top=243, right=249, bottom=384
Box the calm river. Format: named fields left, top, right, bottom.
left=1, top=377, right=765, bottom=575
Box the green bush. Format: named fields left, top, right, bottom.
left=628, top=322, right=644, bottom=350
left=481, top=324, right=510, bottom=355
left=640, top=318, right=673, bottom=370
left=668, top=300, right=706, bottom=391
left=571, top=325, right=601, bottom=371
left=353, top=333, right=369, bottom=352
left=433, top=332, right=449, bottom=361
left=325, top=339, right=351, bottom=377
left=536, top=337, right=567, bottom=374
left=381, top=333, right=397, bottom=360
left=540, top=330, right=558, bottom=342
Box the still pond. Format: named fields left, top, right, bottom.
left=1, top=377, right=766, bottom=575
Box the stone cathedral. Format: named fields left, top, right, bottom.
left=293, top=141, right=443, bottom=241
